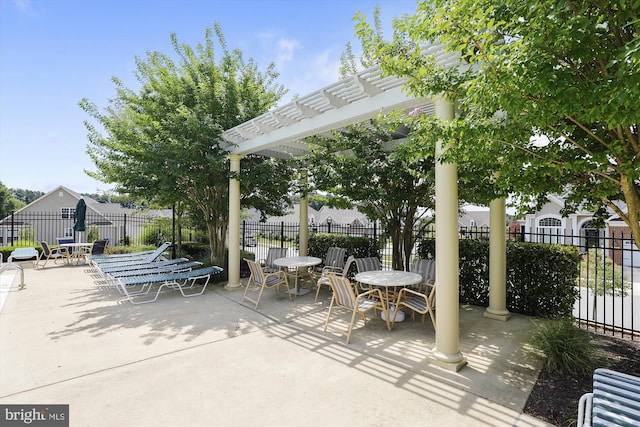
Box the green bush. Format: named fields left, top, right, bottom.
left=107, top=244, right=155, bottom=255
left=308, top=233, right=379, bottom=259
left=416, top=238, right=579, bottom=318
left=140, top=218, right=172, bottom=246
left=530, top=318, right=605, bottom=376
left=307, top=233, right=380, bottom=278
left=86, top=225, right=100, bottom=242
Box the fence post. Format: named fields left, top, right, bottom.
left=171, top=204, right=176, bottom=259
left=280, top=221, right=284, bottom=248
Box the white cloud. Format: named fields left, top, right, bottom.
left=304, top=49, right=341, bottom=84
left=12, top=0, right=31, bottom=13
left=276, top=38, right=300, bottom=65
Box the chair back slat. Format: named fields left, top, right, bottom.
left=355, top=257, right=381, bottom=273
left=265, top=248, right=288, bottom=270
left=325, top=247, right=346, bottom=269
left=245, top=259, right=265, bottom=285
left=40, top=241, right=51, bottom=256
left=91, top=239, right=109, bottom=255
left=328, top=275, right=357, bottom=309
left=410, top=258, right=436, bottom=286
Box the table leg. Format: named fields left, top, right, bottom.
left=288, top=267, right=312, bottom=296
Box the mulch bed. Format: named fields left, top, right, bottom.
left=523, top=333, right=640, bottom=426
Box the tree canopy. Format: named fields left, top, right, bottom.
left=80, top=23, right=294, bottom=261
left=356, top=0, right=640, bottom=248
left=0, top=182, right=25, bottom=219
left=308, top=116, right=436, bottom=270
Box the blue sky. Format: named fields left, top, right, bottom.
left=0, top=0, right=418, bottom=195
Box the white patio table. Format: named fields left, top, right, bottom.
left=354, top=270, right=422, bottom=322
left=273, top=256, right=322, bottom=296
left=59, top=242, right=93, bottom=265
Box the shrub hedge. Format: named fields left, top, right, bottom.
left=308, top=233, right=380, bottom=260
left=416, top=238, right=579, bottom=318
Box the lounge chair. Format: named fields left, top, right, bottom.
left=88, top=242, right=171, bottom=264
left=324, top=275, right=390, bottom=344
left=106, top=265, right=223, bottom=304
left=105, top=261, right=203, bottom=278
left=242, top=258, right=290, bottom=309
left=95, top=258, right=192, bottom=275
left=577, top=368, right=640, bottom=427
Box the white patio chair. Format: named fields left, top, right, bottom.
left=260, top=247, right=288, bottom=273
left=324, top=275, right=390, bottom=344
left=315, top=255, right=354, bottom=302
left=242, top=258, right=291, bottom=309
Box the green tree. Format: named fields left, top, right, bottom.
left=11, top=188, right=44, bottom=205
left=0, top=182, right=24, bottom=218
left=80, top=23, right=293, bottom=262
left=356, top=0, right=640, bottom=248
left=308, top=116, right=436, bottom=270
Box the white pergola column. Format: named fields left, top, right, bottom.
left=484, top=198, right=511, bottom=321
left=433, top=97, right=467, bottom=371
left=225, top=154, right=242, bottom=289
left=299, top=169, right=309, bottom=256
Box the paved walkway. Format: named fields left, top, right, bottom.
left=0, top=262, right=552, bottom=426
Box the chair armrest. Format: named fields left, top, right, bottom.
left=398, top=287, right=429, bottom=301
left=51, top=246, right=67, bottom=255
left=357, top=288, right=386, bottom=306
left=577, top=392, right=593, bottom=427
left=264, top=270, right=287, bottom=280
left=321, top=265, right=344, bottom=275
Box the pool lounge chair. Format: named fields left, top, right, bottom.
left=577, top=368, right=640, bottom=427
left=88, top=242, right=171, bottom=264
left=95, top=258, right=192, bottom=275
left=104, top=261, right=203, bottom=278
left=107, top=265, right=223, bottom=304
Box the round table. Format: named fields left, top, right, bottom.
left=354, top=270, right=422, bottom=322
left=60, top=242, right=93, bottom=265
left=273, top=256, right=322, bottom=296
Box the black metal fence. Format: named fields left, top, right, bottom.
left=241, top=220, right=639, bottom=339
left=3, top=212, right=638, bottom=338
left=0, top=211, right=165, bottom=248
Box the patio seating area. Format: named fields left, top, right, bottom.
left=0, top=261, right=552, bottom=426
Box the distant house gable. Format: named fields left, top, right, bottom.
left=2, top=185, right=132, bottom=220
left=459, top=208, right=490, bottom=229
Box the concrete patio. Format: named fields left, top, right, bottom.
left=0, top=261, right=553, bottom=426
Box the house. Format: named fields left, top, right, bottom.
left=459, top=207, right=491, bottom=238
left=0, top=185, right=137, bottom=247
left=241, top=204, right=373, bottom=238
left=523, top=194, right=639, bottom=265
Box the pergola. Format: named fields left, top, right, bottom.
left=221, top=44, right=511, bottom=372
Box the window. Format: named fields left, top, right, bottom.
left=581, top=221, right=604, bottom=251
left=537, top=217, right=562, bottom=244
left=64, top=228, right=73, bottom=237
left=61, top=207, right=75, bottom=219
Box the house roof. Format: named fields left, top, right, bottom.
left=2, top=185, right=134, bottom=220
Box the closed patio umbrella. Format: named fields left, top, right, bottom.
left=73, top=198, right=86, bottom=241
